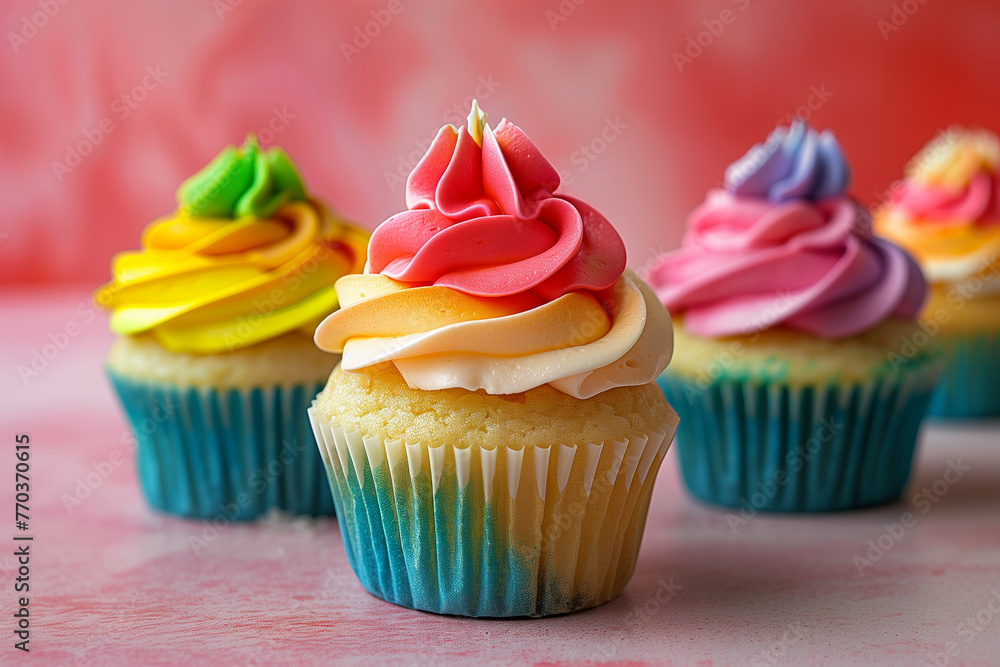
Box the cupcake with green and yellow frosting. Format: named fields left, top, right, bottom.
left=96, top=136, right=369, bottom=519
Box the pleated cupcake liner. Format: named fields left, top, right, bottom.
left=657, top=362, right=941, bottom=512
left=308, top=405, right=679, bottom=617
left=108, top=370, right=334, bottom=519
left=929, top=329, right=1000, bottom=418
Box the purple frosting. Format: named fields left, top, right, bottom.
left=647, top=122, right=927, bottom=340
left=724, top=121, right=851, bottom=203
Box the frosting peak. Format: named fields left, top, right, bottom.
left=370, top=114, right=626, bottom=301
left=177, top=135, right=307, bottom=219
left=316, top=106, right=671, bottom=397
left=649, top=123, right=925, bottom=340
left=466, top=98, right=487, bottom=147
left=725, top=121, right=851, bottom=203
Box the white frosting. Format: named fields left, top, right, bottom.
left=923, top=256, right=1000, bottom=298
left=339, top=270, right=673, bottom=398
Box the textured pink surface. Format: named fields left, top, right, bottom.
left=2, top=288, right=1000, bottom=666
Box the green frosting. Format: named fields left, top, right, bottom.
left=176, top=135, right=308, bottom=219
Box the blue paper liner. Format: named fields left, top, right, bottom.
left=108, top=370, right=334, bottom=519
left=309, top=406, right=678, bottom=617
left=929, top=330, right=1000, bottom=418
left=657, top=364, right=940, bottom=512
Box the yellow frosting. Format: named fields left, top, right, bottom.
left=907, top=128, right=999, bottom=188
left=878, top=215, right=1000, bottom=282
left=97, top=200, right=369, bottom=354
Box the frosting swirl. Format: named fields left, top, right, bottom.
left=315, top=104, right=671, bottom=398
left=648, top=123, right=926, bottom=340
left=877, top=127, right=1000, bottom=284
left=96, top=136, right=370, bottom=353
left=725, top=121, right=851, bottom=203
left=177, top=135, right=308, bottom=219
left=367, top=109, right=625, bottom=299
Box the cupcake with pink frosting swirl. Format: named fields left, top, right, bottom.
left=646, top=121, right=942, bottom=512
left=308, top=103, right=678, bottom=617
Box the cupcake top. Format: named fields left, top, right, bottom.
left=95, top=136, right=369, bottom=353
left=314, top=103, right=672, bottom=398
left=647, top=121, right=926, bottom=340
left=877, top=127, right=1000, bottom=285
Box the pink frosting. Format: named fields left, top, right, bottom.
left=367, top=120, right=626, bottom=300
left=648, top=191, right=926, bottom=339
left=892, top=172, right=1000, bottom=226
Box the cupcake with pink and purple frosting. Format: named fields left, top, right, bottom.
left=646, top=121, right=943, bottom=512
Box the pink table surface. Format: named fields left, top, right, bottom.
left=2, top=287, right=999, bottom=667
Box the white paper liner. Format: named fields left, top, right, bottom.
left=308, top=403, right=679, bottom=617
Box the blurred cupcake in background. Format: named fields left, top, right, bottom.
left=310, top=103, right=677, bottom=617
left=95, top=136, right=369, bottom=519
left=876, top=127, right=1000, bottom=417
left=647, top=121, right=942, bottom=513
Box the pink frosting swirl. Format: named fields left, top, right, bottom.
left=892, top=172, right=1000, bottom=226
left=648, top=190, right=926, bottom=339
left=367, top=120, right=626, bottom=300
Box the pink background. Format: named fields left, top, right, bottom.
left=2, top=4, right=1000, bottom=663
left=2, top=0, right=998, bottom=287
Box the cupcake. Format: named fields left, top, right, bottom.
left=876, top=127, right=1000, bottom=417
left=309, top=103, right=678, bottom=617
left=96, top=136, right=369, bottom=519
left=646, top=121, right=942, bottom=513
